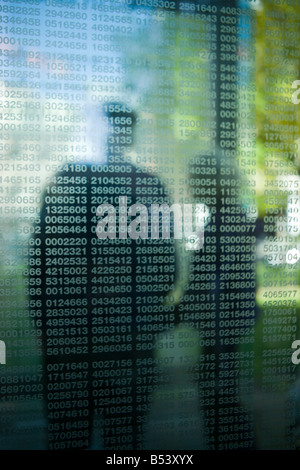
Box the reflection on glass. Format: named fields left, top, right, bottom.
left=0, top=0, right=300, bottom=451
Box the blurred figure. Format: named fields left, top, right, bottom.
left=30, top=103, right=176, bottom=450
left=176, top=151, right=257, bottom=450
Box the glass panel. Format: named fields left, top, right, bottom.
left=0, top=0, right=299, bottom=451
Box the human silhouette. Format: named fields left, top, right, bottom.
left=30, top=103, right=177, bottom=450
left=176, top=151, right=258, bottom=450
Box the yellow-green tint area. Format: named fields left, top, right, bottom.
left=254, top=2, right=300, bottom=216
left=235, top=1, right=300, bottom=398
